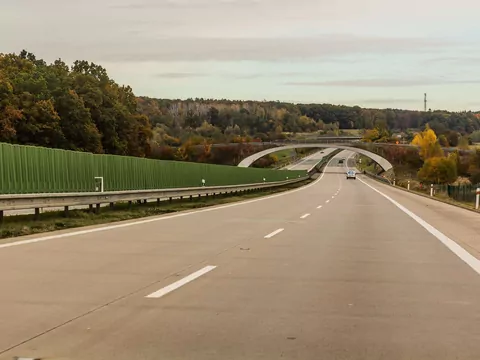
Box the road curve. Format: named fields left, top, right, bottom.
left=282, top=148, right=337, bottom=171
left=1, top=150, right=480, bottom=360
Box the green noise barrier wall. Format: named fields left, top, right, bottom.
left=0, top=143, right=308, bottom=194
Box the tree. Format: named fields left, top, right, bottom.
left=458, top=136, right=470, bottom=150
left=0, top=105, right=21, bottom=142
left=16, top=99, right=66, bottom=147
left=411, top=124, right=443, bottom=160
left=445, top=130, right=459, bottom=147
left=438, top=134, right=449, bottom=147
left=469, top=130, right=480, bottom=143
left=55, top=90, right=103, bottom=153
left=362, top=129, right=380, bottom=142
left=468, top=149, right=480, bottom=184
left=418, top=155, right=457, bottom=184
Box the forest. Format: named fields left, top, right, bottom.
left=2, top=50, right=480, bottom=167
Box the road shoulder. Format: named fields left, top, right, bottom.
left=359, top=175, right=480, bottom=260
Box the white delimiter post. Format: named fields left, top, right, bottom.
left=476, top=188, right=480, bottom=210
left=430, top=184, right=434, bottom=197
left=407, top=180, right=410, bottom=190
left=94, top=177, right=104, bottom=192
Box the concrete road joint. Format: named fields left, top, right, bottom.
left=0, top=151, right=349, bottom=356
left=1, top=153, right=353, bottom=355
left=0, top=258, right=217, bottom=356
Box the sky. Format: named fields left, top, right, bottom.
left=2, top=0, right=480, bottom=111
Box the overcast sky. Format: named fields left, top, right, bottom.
left=2, top=0, right=480, bottom=111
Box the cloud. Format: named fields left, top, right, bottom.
left=154, top=70, right=355, bottom=80
left=111, top=0, right=260, bottom=10
left=422, top=56, right=480, bottom=65
left=155, top=72, right=207, bottom=78
left=227, top=71, right=320, bottom=79
left=360, top=98, right=420, bottom=104
left=283, top=78, right=480, bottom=87
left=44, top=35, right=455, bottom=63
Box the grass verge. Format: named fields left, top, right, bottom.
left=0, top=179, right=313, bottom=239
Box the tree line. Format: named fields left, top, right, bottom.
left=2, top=50, right=480, bottom=166
left=360, top=125, right=480, bottom=185
left=0, top=51, right=151, bottom=157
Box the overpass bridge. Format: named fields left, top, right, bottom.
left=237, top=143, right=394, bottom=173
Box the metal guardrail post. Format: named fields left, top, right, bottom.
left=0, top=177, right=310, bottom=214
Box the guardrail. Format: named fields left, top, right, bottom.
left=0, top=176, right=310, bottom=222
left=310, top=149, right=344, bottom=174
left=361, top=170, right=393, bottom=185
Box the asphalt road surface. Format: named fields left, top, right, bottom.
left=1, top=150, right=480, bottom=360
left=282, top=148, right=337, bottom=171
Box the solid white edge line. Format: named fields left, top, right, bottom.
left=300, top=213, right=310, bottom=219
left=357, top=176, right=480, bottom=275
left=0, top=154, right=342, bottom=250
left=146, top=265, right=217, bottom=298
left=317, top=205, right=323, bottom=209
left=264, top=228, right=284, bottom=239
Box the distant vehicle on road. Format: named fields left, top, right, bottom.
left=338, top=158, right=344, bottom=164
left=346, top=169, right=356, bottom=180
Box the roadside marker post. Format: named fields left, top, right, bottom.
left=476, top=188, right=480, bottom=210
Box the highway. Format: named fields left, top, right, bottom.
left=282, top=148, right=336, bottom=171
left=1, top=150, right=480, bottom=360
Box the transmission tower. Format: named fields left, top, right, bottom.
left=424, top=93, right=427, bottom=112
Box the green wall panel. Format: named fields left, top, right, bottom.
left=0, top=143, right=308, bottom=194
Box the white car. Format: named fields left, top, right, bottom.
left=346, top=170, right=356, bottom=180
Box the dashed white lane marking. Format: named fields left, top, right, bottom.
left=0, top=156, right=341, bottom=250
left=326, top=200, right=330, bottom=203
left=357, top=177, right=480, bottom=276
left=146, top=265, right=217, bottom=298
left=264, top=228, right=284, bottom=239
left=332, top=196, right=335, bottom=198
left=317, top=205, right=323, bottom=209
left=300, top=213, right=310, bottom=219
